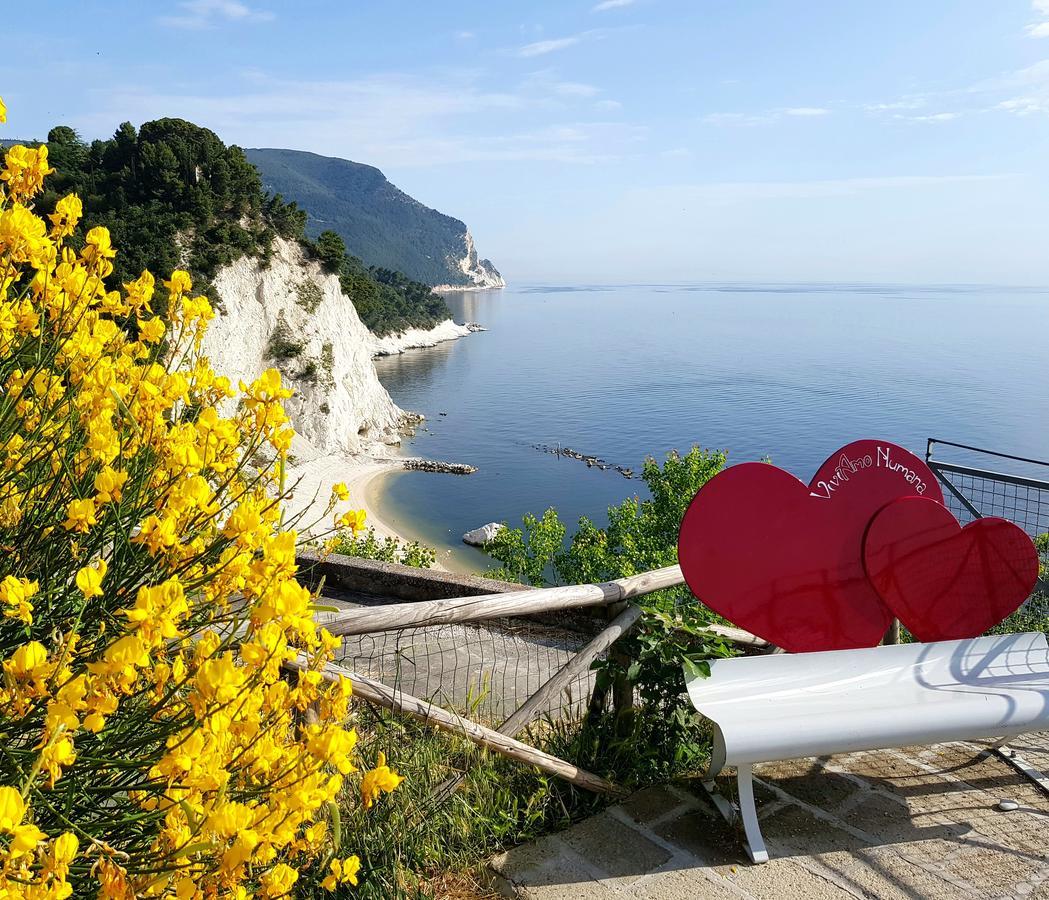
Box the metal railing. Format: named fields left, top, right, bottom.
left=926, top=438, right=1049, bottom=591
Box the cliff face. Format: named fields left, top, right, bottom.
left=246, top=148, right=505, bottom=289
left=369, top=319, right=473, bottom=356
left=203, top=237, right=404, bottom=456
left=438, top=230, right=504, bottom=291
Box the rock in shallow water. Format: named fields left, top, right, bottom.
left=463, top=522, right=505, bottom=546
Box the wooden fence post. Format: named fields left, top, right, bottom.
left=606, top=600, right=636, bottom=738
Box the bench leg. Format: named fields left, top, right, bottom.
left=737, top=764, right=769, bottom=864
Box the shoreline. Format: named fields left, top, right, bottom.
left=284, top=450, right=482, bottom=574
left=284, top=452, right=410, bottom=544
left=369, top=318, right=477, bottom=357
left=362, top=465, right=490, bottom=576
left=431, top=283, right=505, bottom=293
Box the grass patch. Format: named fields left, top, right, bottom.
left=303, top=703, right=686, bottom=899
left=296, top=279, right=324, bottom=313
left=267, top=313, right=306, bottom=361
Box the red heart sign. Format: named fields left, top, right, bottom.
left=863, top=497, right=1039, bottom=642
left=678, top=440, right=942, bottom=652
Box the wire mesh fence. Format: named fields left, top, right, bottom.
left=926, top=438, right=1049, bottom=595
left=334, top=612, right=606, bottom=727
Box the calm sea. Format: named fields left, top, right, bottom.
left=371, top=284, right=1049, bottom=572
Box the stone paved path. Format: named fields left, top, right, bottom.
left=490, top=738, right=1049, bottom=899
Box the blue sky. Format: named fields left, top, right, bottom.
left=4, top=0, right=1049, bottom=283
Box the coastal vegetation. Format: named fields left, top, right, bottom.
left=40, top=119, right=305, bottom=305
left=487, top=447, right=740, bottom=778
left=0, top=98, right=399, bottom=896
left=302, top=707, right=602, bottom=898
left=32, top=119, right=453, bottom=336
left=328, top=527, right=438, bottom=569
left=310, top=229, right=454, bottom=337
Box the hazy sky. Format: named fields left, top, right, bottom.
left=4, top=1, right=1049, bottom=283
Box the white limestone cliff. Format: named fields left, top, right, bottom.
left=433, top=230, right=505, bottom=291
left=369, top=319, right=474, bottom=356
left=203, top=237, right=404, bottom=456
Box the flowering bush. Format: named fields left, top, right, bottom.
left=0, top=96, right=399, bottom=897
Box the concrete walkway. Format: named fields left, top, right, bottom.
left=490, top=737, right=1049, bottom=899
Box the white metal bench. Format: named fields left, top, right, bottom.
left=684, top=631, right=1049, bottom=863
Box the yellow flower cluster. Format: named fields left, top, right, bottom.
left=359, top=751, right=403, bottom=810
left=0, top=96, right=395, bottom=896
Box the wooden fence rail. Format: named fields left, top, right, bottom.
left=299, top=563, right=766, bottom=795
left=319, top=565, right=684, bottom=636
left=287, top=654, right=624, bottom=796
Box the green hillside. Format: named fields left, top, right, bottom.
left=246, top=148, right=502, bottom=287
left=14, top=121, right=450, bottom=335
left=38, top=121, right=306, bottom=299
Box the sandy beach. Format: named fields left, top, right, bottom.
left=284, top=452, right=483, bottom=574
left=284, top=451, right=410, bottom=545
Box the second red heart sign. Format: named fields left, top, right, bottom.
left=863, top=497, right=1039, bottom=643
left=677, top=440, right=947, bottom=652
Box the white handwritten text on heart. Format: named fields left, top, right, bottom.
left=811, top=445, right=927, bottom=500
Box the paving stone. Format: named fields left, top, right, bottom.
left=898, top=776, right=1047, bottom=843
left=632, top=866, right=751, bottom=899
left=653, top=809, right=748, bottom=866
left=489, top=834, right=570, bottom=884
left=620, top=784, right=694, bottom=828
left=492, top=739, right=1049, bottom=900
left=960, top=811, right=1049, bottom=863
left=844, top=790, right=966, bottom=845
left=807, top=846, right=968, bottom=900
left=1004, top=733, right=1049, bottom=782
left=757, top=802, right=871, bottom=857
left=918, top=745, right=1049, bottom=808
left=701, top=772, right=778, bottom=807
left=893, top=836, right=965, bottom=868
left=504, top=856, right=619, bottom=899
left=757, top=762, right=866, bottom=816
left=558, top=812, right=673, bottom=880
left=822, top=748, right=938, bottom=796
left=714, top=857, right=849, bottom=898
left=938, top=844, right=1043, bottom=896
left=754, top=757, right=827, bottom=779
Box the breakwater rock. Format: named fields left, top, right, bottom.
left=533, top=444, right=636, bottom=479
left=463, top=522, right=505, bottom=546
left=403, top=458, right=478, bottom=475
left=399, top=412, right=425, bottom=436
